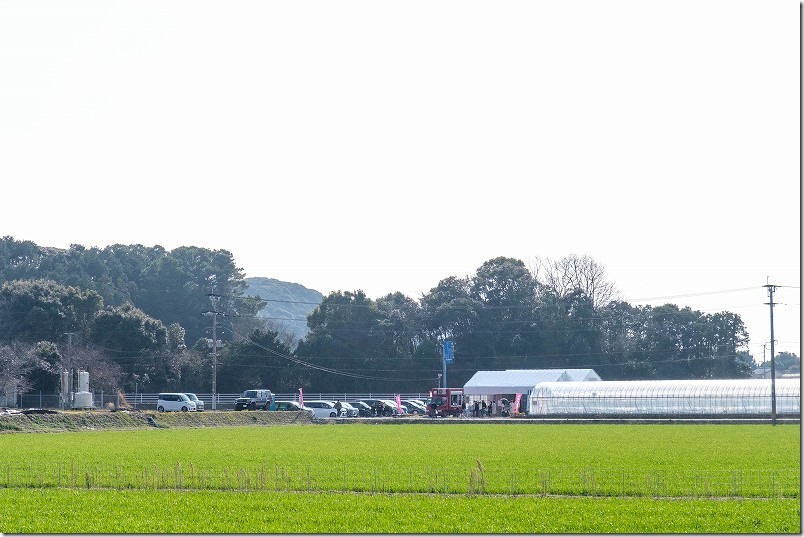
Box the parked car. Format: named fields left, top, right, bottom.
left=381, top=399, right=406, bottom=416
left=357, top=399, right=404, bottom=417
left=156, top=393, right=196, bottom=412
left=340, top=402, right=359, bottom=418
left=346, top=400, right=373, bottom=417
left=304, top=400, right=345, bottom=418
left=183, top=393, right=204, bottom=411
left=401, top=399, right=426, bottom=415
left=354, top=399, right=385, bottom=416
left=273, top=401, right=314, bottom=416
left=234, top=389, right=274, bottom=411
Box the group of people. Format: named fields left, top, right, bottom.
left=460, top=398, right=514, bottom=417
left=462, top=399, right=495, bottom=417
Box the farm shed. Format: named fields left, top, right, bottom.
left=463, top=369, right=601, bottom=414
left=529, top=378, right=801, bottom=417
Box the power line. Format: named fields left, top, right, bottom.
left=228, top=326, right=436, bottom=382
left=625, top=286, right=759, bottom=302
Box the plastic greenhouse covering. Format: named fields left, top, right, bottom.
left=529, top=378, right=800, bottom=416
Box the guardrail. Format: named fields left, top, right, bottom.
left=11, top=392, right=433, bottom=411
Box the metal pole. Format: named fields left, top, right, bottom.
left=64, top=332, right=74, bottom=410
left=442, top=355, right=446, bottom=389
left=764, top=283, right=777, bottom=425
left=212, top=309, right=217, bottom=410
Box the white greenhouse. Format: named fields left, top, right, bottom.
left=529, top=378, right=801, bottom=417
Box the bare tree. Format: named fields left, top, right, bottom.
left=531, top=254, right=618, bottom=309
left=70, top=344, right=124, bottom=393
left=0, top=342, right=36, bottom=405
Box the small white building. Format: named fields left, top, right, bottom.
left=463, top=368, right=601, bottom=414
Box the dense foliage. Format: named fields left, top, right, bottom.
left=0, top=237, right=779, bottom=399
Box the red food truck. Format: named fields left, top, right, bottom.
left=427, top=387, right=464, bottom=417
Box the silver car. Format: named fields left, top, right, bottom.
left=339, top=402, right=359, bottom=418
left=183, top=393, right=204, bottom=411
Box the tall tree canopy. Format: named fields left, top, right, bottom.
left=0, top=236, right=765, bottom=395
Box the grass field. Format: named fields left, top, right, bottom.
left=0, top=421, right=799, bottom=533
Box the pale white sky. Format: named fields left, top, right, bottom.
left=0, top=0, right=800, bottom=360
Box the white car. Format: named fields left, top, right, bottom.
left=304, top=400, right=346, bottom=418
left=183, top=393, right=204, bottom=411
left=156, top=393, right=196, bottom=412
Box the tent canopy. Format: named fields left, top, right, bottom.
left=462, top=369, right=599, bottom=396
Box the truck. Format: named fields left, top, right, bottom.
left=234, top=389, right=274, bottom=411
left=427, top=387, right=464, bottom=417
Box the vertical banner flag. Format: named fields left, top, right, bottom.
left=513, top=393, right=522, bottom=416
left=395, top=394, right=403, bottom=414
left=443, top=340, right=454, bottom=364
left=298, top=388, right=304, bottom=408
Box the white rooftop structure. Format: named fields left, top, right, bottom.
left=562, top=369, right=602, bottom=382
left=463, top=368, right=600, bottom=396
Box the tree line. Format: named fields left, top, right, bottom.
left=0, top=236, right=781, bottom=401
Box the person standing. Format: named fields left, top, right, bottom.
left=481, top=400, right=487, bottom=417
left=334, top=400, right=342, bottom=417
left=489, top=399, right=495, bottom=417
left=473, top=400, right=480, bottom=418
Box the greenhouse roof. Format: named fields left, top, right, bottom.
left=463, top=368, right=599, bottom=396
left=528, top=378, right=801, bottom=416
left=531, top=378, right=802, bottom=398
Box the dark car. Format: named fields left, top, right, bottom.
left=356, top=399, right=398, bottom=417
left=234, top=389, right=274, bottom=411
left=346, top=401, right=373, bottom=417
left=274, top=401, right=296, bottom=411
left=273, top=401, right=313, bottom=415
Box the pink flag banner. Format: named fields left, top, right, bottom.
left=395, top=394, right=403, bottom=413
left=513, top=393, right=522, bottom=415
left=298, top=388, right=304, bottom=408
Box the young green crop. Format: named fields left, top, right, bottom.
left=0, top=423, right=798, bottom=532
left=0, top=423, right=796, bottom=473
left=0, top=489, right=799, bottom=533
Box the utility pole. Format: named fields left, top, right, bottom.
left=202, top=287, right=225, bottom=410
left=763, top=282, right=777, bottom=425
left=63, top=332, right=75, bottom=410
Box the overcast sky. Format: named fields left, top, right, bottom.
left=0, top=0, right=799, bottom=360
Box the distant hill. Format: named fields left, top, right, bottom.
left=243, top=277, right=323, bottom=342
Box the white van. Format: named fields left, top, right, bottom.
left=304, top=400, right=346, bottom=418
left=157, top=393, right=197, bottom=412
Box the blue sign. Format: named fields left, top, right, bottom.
left=443, top=340, right=454, bottom=364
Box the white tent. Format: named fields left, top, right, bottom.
left=562, top=369, right=602, bottom=382
left=463, top=369, right=572, bottom=396
left=463, top=369, right=602, bottom=413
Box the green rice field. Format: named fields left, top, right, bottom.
left=0, top=422, right=799, bottom=533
